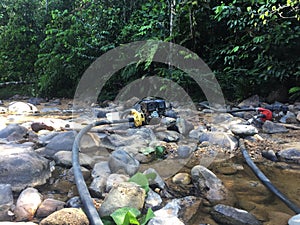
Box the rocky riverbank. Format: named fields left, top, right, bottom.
left=0, top=95, right=300, bottom=225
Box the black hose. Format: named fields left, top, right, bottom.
left=239, top=139, right=300, bottom=214
left=72, top=119, right=133, bottom=225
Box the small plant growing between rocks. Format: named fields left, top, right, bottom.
left=289, top=87, right=300, bottom=101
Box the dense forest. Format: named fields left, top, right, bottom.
left=0, top=0, right=299, bottom=101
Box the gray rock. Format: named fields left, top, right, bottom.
left=230, top=124, right=258, bottom=137
left=199, top=132, right=238, bottom=150
left=176, top=118, right=194, bottom=136
left=35, top=198, right=65, bottom=218
left=279, top=111, right=298, bottom=124
left=262, top=150, right=278, bottom=162
left=53, top=151, right=94, bottom=168
left=0, top=184, right=13, bottom=221
left=28, top=97, right=45, bottom=105
left=145, top=189, right=162, bottom=209
left=14, top=188, right=43, bottom=221
left=148, top=216, right=184, bottom=225
left=8, top=101, right=38, bottom=114
left=172, top=173, right=191, bottom=185
left=0, top=124, right=27, bottom=140
left=0, top=146, right=51, bottom=191
left=92, top=162, right=111, bottom=178
left=277, top=148, right=300, bottom=164
left=143, top=168, right=166, bottom=190
left=106, top=173, right=129, bottom=192
left=289, top=214, right=300, bottom=225
left=44, top=131, right=77, bottom=157
left=156, top=130, right=181, bottom=142
left=40, top=208, right=89, bottom=225
left=98, top=182, right=146, bottom=217
left=211, top=204, right=262, bottom=225
left=238, top=95, right=260, bottom=108
left=262, top=120, right=288, bottom=134
left=297, top=112, right=300, bottom=122
left=177, top=145, right=193, bottom=158
left=40, top=107, right=61, bottom=113
left=108, top=149, right=140, bottom=176
left=79, top=133, right=101, bottom=149
left=189, top=125, right=206, bottom=140
left=191, top=165, right=228, bottom=203
left=89, top=176, right=108, bottom=198
left=212, top=113, right=234, bottom=124
left=67, top=166, right=90, bottom=182
left=126, top=127, right=156, bottom=142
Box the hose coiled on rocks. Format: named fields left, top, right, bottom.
left=239, top=139, right=300, bottom=214
left=72, top=119, right=133, bottom=225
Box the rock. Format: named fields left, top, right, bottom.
left=211, top=204, right=262, bottom=225
left=31, top=122, right=54, bottom=133
left=45, top=98, right=61, bottom=106
left=156, top=130, right=181, bottom=142
left=191, top=165, right=228, bottom=203
left=53, top=151, right=94, bottom=168
left=176, top=118, right=194, bottom=136
left=262, top=120, right=288, bottom=134
left=279, top=111, right=298, bottom=124
left=108, top=148, right=140, bottom=176
left=44, top=131, right=77, bottom=157
left=8, top=101, right=38, bottom=114
left=66, top=196, right=82, bottom=208
left=28, top=97, right=45, bottom=105
left=148, top=216, right=185, bottom=225
left=217, top=165, right=238, bottom=175
left=0, top=124, right=27, bottom=140
left=238, top=95, right=260, bottom=108
left=67, top=166, right=90, bottom=182
left=262, top=150, right=278, bottom=162
left=0, top=222, right=38, bottom=225
left=0, top=106, right=7, bottom=114
left=297, top=112, right=300, bottom=122
left=92, top=162, right=111, bottom=178
left=277, top=148, right=300, bottom=164
left=212, top=113, right=234, bottom=124
left=288, top=214, right=300, bottom=225
left=0, top=184, right=13, bottom=221
left=40, top=208, right=89, bottom=225
left=199, top=132, right=238, bottom=151
left=98, top=182, right=146, bottom=217
left=0, top=145, right=51, bottom=191
left=35, top=198, right=65, bottom=218
left=106, top=173, right=129, bottom=192
left=230, top=124, right=258, bottom=137
left=143, top=168, right=166, bottom=190
left=14, top=188, right=43, bottom=221
left=172, top=173, right=191, bottom=185
left=145, top=189, right=162, bottom=209
left=40, top=107, right=61, bottom=114
left=89, top=176, right=108, bottom=198
left=79, top=133, right=101, bottom=149
left=177, top=145, right=193, bottom=158
left=189, top=125, right=206, bottom=140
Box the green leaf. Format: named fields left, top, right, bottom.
left=111, top=207, right=141, bottom=225
left=139, top=147, right=155, bottom=155
left=289, top=87, right=300, bottom=94
left=232, top=46, right=239, bottom=53
left=155, top=146, right=166, bottom=158
left=129, top=172, right=150, bottom=193
left=140, top=208, right=155, bottom=225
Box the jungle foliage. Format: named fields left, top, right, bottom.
left=0, top=0, right=299, bottom=101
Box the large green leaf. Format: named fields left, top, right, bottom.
left=111, top=207, right=141, bottom=225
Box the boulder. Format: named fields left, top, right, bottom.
left=14, top=188, right=43, bottom=221
left=262, top=121, right=288, bottom=134
left=8, top=101, right=38, bottom=114
left=40, top=208, right=89, bottom=225
left=191, top=165, right=228, bottom=203
left=98, top=182, right=146, bottom=217
left=277, top=148, right=300, bottom=164
left=43, top=131, right=76, bottom=157
left=199, top=132, right=238, bottom=151
left=53, top=151, right=94, bottom=168
left=230, top=124, right=258, bottom=137
left=0, top=184, right=13, bottom=221
left=211, top=204, right=262, bottom=225
left=108, top=148, right=140, bottom=176
left=0, top=145, right=51, bottom=191
left=0, top=124, right=27, bottom=140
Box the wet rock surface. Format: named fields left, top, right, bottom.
left=0, top=97, right=299, bottom=224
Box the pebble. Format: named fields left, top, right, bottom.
left=14, top=188, right=43, bottom=221
left=40, top=208, right=88, bottom=225
left=172, top=173, right=191, bottom=185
